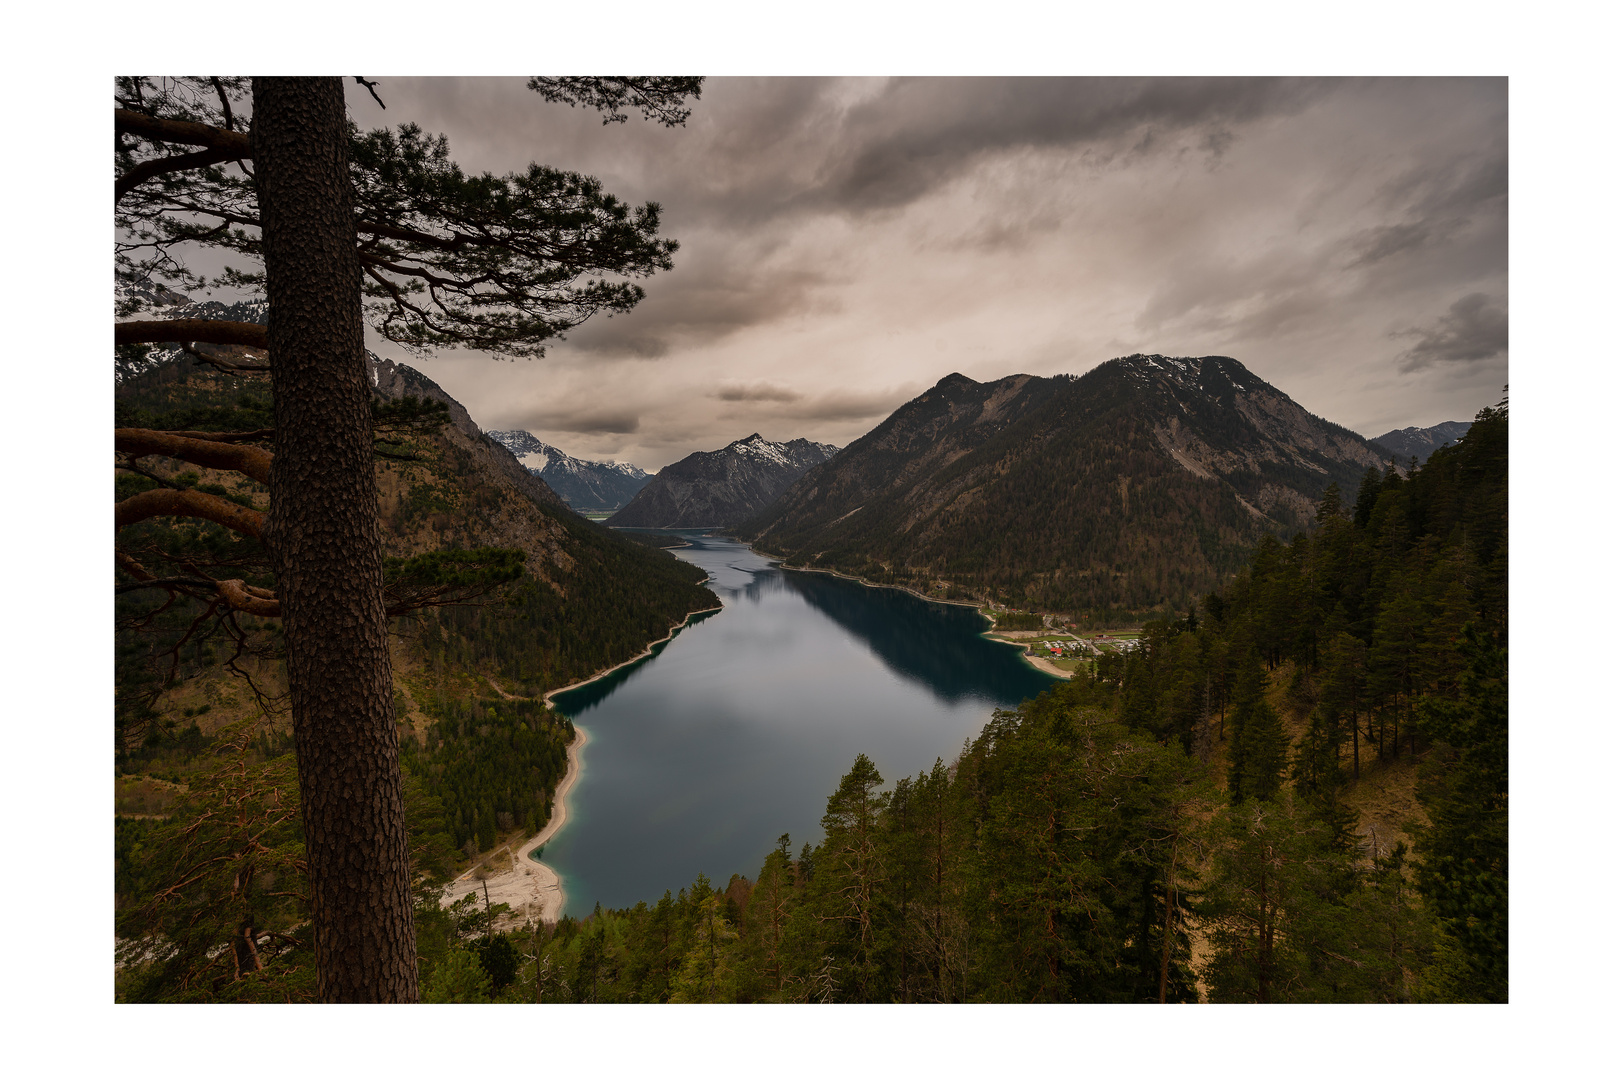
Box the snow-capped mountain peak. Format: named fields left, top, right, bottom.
left=485, top=430, right=650, bottom=512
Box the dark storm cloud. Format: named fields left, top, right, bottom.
left=562, top=249, right=834, bottom=358
left=519, top=406, right=641, bottom=434
left=778, top=389, right=915, bottom=422
left=715, top=382, right=804, bottom=403
left=822, top=79, right=1326, bottom=213
left=1396, top=293, right=1508, bottom=371
left=1345, top=221, right=1456, bottom=268
left=1409, top=153, right=1508, bottom=220
left=717, top=385, right=918, bottom=424
left=551, top=78, right=1346, bottom=361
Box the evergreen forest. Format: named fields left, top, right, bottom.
left=413, top=396, right=1510, bottom=1003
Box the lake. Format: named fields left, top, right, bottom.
left=538, top=532, right=1059, bottom=917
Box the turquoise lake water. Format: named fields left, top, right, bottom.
left=536, top=532, right=1059, bottom=917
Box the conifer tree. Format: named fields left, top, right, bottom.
left=1413, top=625, right=1508, bottom=1001
left=113, top=75, right=701, bottom=1000
left=741, top=836, right=797, bottom=999
left=811, top=755, right=889, bottom=999
left=1226, top=657, right=1286, bottom=804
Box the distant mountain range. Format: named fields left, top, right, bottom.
left=486, top=430, right=650, bottom=512
left=745, top=354, right=1394, bottom=620
left=607, top=434, right=840, bottom=529
left=1371, top=420, right=1473, bottom=464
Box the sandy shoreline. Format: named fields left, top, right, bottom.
left=440, top=725, right=588, bottom=927
left=1019, top=653, right=1073, bottom=679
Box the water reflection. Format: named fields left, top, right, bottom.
left=781, top=571, right=1037, bottom=704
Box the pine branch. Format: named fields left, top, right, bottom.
left=115, top=108, right=252, bottom=155
left=116, top=319, right=269, bottom=350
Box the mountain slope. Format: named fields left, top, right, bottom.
left=1372, top=420, right=1472, bottom=464
left=606, top=433, right=839, bottom=529
left=485, top=429, right=650, bottom=512
left=114, top=307, right=719, bottom=706
left=746, top=355, right=1393, bottom=619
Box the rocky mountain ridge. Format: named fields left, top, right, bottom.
left=746, top=354, right=1395, bottom=619
left=484, top=430, right=650, bottom=512
left=607, top=433, right=840, bottom=529
left=1372, top=420, right=1473, bottom=464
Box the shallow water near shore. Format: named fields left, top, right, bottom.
left=537, top=532, right=1059, bottom=917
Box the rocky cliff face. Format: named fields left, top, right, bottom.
left=606, top=433, right=840, bottom=529
left=747, top=355, right=1394, bottom=617
left=484, top=430, right=649, bottom=512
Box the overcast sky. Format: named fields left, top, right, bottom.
left=341, top=77, right=1506, bottom=473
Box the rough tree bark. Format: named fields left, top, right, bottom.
left=252, top=76, right=418, bottom=1002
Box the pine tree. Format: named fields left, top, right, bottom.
left=1413, top=625, right=1508, bottom=1001
left=113, top=75, right=701, bottom=1000
left=810, top=755, right=889, bottom=1000
left=1226, top=657, right=1286, bottom=804
left=668, top=893, right=739, bottom=1002
left=741, top=836, right=797, bottom=999
left=1200, top=796, right=1325, bottom=1002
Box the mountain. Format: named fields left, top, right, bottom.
left=744, top=354, right=1394, bottom=620
left=1371, top=420, right=1473, bottom=464
left=606, top=433, right=840, bottom=529
left=484, top=430, right=650, bottom=512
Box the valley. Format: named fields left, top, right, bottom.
left=106, top=75, right=1509, bottom=1014
left=114, top=336, right=1506, bottom=1005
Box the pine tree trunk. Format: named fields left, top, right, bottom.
left=1351, top=707, right=1360, bottom=779
left=253, top=76, right=418, bottom=1003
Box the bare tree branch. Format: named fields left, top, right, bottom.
left=117, top=428, right=274, bottom=485
left=116, top=146, right=242, bottom=201
left=353, top=77, right=386, bottom=110
left=179, top=342, right=270, bottom=375
left=217, top=579, right=281, bottom=617
left=116, top=319, right=269, bottom=350
left=115, top=487, right=266, bottom=540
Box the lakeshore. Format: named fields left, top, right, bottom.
left=440, top=725, right=587, bottom=927
left=541, top=604, right=723, bottom=709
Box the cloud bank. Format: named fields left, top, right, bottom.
left=350, top=77, right=1508, bottom=471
